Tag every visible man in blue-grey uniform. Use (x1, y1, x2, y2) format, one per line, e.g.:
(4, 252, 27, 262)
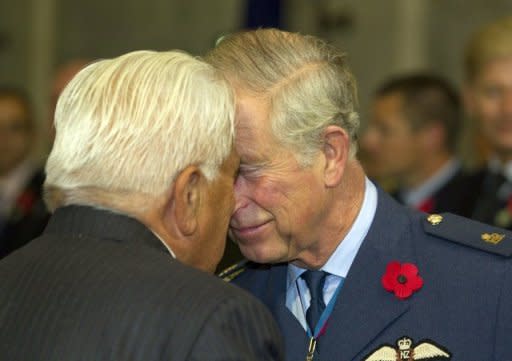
(208, 28, 512, 361)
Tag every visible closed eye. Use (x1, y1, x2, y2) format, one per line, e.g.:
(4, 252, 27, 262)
(239, 162, 269, 179)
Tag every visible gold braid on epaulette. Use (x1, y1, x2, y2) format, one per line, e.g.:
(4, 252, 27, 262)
(218, 260, 248, 282)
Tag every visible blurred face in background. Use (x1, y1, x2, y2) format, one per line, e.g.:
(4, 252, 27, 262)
(0, 96, 32, 176)
(465, 56, 512, 162)
(360, 92, 421, 180)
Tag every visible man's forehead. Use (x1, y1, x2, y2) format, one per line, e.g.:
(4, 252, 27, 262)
(234, 94, 271, 137)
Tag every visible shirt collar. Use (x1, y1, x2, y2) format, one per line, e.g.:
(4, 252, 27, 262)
(401, 158, 460, 207)
(288, 177, 377, 286)
(151, 230, 177, 258)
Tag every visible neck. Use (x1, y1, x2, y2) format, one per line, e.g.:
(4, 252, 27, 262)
(136, 204, 179, 256)
(293, 161, 366, 269)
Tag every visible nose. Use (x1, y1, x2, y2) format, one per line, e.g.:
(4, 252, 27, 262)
(233, 175, 248, 213)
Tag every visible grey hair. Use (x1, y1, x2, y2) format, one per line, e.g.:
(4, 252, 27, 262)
(206, 28, 359, 165)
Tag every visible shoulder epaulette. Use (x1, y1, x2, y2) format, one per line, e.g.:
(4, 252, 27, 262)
(423, 213, 512, 257)
(217, 259, 249, 282)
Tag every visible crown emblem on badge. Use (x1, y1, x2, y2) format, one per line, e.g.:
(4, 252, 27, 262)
(364, 336, 451, 361)
(397, 337, 412, 350)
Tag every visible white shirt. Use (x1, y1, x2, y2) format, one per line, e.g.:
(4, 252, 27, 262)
(152, 230, 177, 258)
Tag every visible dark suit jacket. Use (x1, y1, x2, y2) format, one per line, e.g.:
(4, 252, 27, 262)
(391, 169, 482, 217)
(0, 206, 284, 361)
(0, 168, 50, 259)
(468, 168, 512, 230)
(230, 189, 512, 361)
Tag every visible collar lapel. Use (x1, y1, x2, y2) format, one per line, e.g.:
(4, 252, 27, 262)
(319, 189, 417, 361)
(45, 205, 169, 254)
(266, 265, 310, 359)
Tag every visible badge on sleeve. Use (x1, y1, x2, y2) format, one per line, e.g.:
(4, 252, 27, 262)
(364, 336, 451, 360)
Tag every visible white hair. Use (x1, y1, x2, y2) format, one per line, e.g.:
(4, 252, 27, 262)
(206, 28, 359, 165)
(45, 50, 234, 211)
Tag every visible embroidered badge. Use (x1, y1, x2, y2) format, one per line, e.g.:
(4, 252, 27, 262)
(364, 336, 451, 360)
(218, 260, 248, 282)
(382, 261, 423, 300)
(426, 214, 443, 225)
(481, 233, 505, 245)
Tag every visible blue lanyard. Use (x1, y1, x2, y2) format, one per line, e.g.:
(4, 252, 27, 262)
(306, 276, 345, 339)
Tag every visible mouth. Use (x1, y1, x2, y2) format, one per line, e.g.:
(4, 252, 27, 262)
(230, 220, 272, 239)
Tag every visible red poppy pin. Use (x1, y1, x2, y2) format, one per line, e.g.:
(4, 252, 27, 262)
(16, 190, 36, 215)
(382, 261, 423, 300)
(417, 197, 435, 213)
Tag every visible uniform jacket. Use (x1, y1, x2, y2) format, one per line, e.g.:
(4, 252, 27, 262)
(228, 189, 512, 361)
(0, 205, 284, 361)
(468, 168, 512, 230)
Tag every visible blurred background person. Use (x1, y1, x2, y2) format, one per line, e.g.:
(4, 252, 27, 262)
(0, 87, 49, 258)
(465, 16, 512, 229)
(360, 73, 479, 216)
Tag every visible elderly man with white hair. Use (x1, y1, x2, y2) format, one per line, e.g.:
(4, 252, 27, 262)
(0, 50, 284, 361)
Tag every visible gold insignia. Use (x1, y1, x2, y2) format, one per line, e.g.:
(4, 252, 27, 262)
(217, 261, 247, 282)
(221, 268, 245, 282)
(481, 233, 505, 245)
(364, 336, 451, 360)
(427, 214, 443, 225)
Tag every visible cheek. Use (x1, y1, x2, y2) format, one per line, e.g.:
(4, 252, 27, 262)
(240, 176, 282, 206)
(220, 185, 236, 222)
(286, 181, 324, 222)
(387, 132, 411, 149)
(223, 182, 235, 209)
(477, 99, 500, 120)
(257, 176, 300, 211)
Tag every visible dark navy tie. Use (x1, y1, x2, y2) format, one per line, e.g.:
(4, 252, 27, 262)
(302, 270, 327, 332)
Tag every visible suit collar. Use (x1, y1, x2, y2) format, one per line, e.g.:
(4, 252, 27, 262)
(319, 188, 419, 360)
(266, 264, 310, 358)
(399, 158, 461, 207)
(44, 205, 169, 255)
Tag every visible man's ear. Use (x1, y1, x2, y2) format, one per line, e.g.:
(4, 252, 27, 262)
(322, 125, 350, 187)
(168, 165, 203, 237)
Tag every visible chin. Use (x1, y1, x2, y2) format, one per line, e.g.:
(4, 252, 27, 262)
(240, 245, 286, 265)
